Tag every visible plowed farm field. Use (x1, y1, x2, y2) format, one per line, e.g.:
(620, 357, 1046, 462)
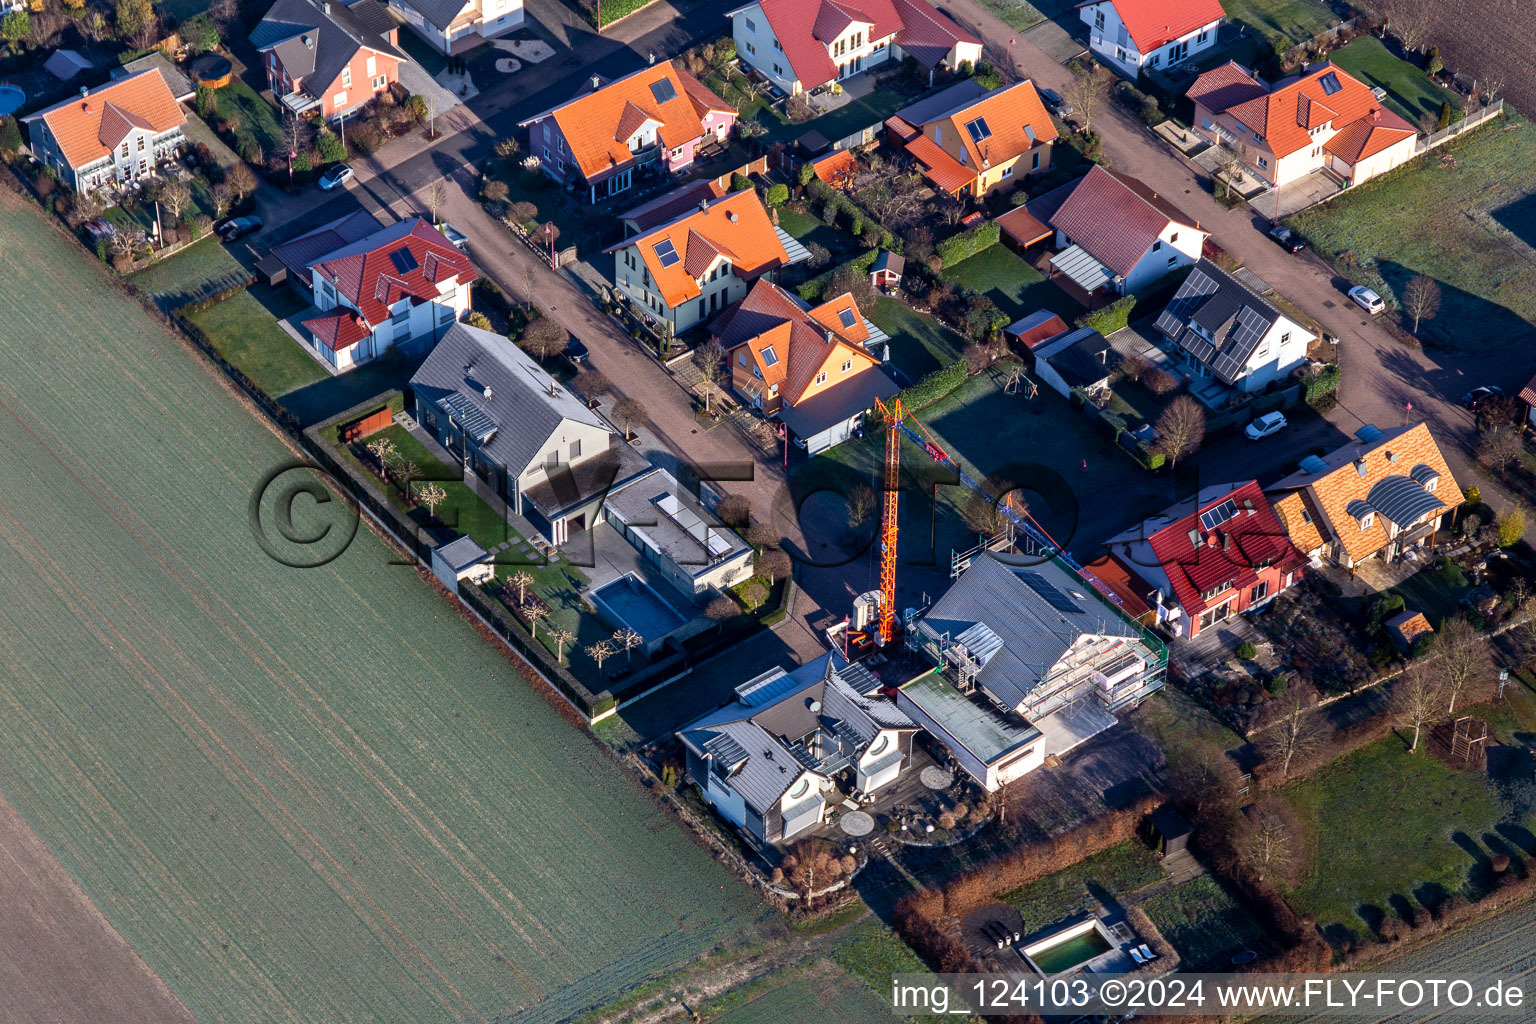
(0, 194, 764, 1023)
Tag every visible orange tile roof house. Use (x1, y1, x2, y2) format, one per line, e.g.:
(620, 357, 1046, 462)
(251, 0, 406, 122)
(606, 190, 806, 334)
(1077, 0, 1224, 77)
(1019, 165, 1207, 303)
(1266, 423, 1459, 573)
(726, 0, 980, 97)
(24, 71, 187, 193)
(710, 278, 898, 453)
(272, 217, 478, 371)
(519, 62, 737, 204)
(885, 79, 1058, 198)
(1188, 60, 1418, 188)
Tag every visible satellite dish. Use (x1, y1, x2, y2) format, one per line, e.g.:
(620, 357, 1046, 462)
(809, 700, 822, 713)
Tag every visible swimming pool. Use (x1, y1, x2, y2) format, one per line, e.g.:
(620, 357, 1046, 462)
(0, 86, 25, 117)
(1021, 920, 1113, 975)
(590, 573, 687, 644)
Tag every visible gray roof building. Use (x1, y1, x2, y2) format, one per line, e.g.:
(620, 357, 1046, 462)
(1033, 327, 1118, 389)
(114, 53, 195, 102)
(603, 468, 752, 584)
(1155, 258, 1287, 384)
(251, 0, 404, 106)
(388, 0, 469, 30)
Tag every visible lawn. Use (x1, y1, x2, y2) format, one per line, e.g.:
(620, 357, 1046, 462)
(0, 194, 768, 1024)
(998, 841, 1163, 937)
(1385, 560, 1474, 627)
(1223, 0, 1341, 49)
(127, 237, 248, 307)
(940, 244, 1079, 324)
(1282, 735, 1509, 946)
(211, 79, 285, 161)
(1286, 111, 1536, 351)
(868, 296, 966, 379)
(1142, 875, 1269, 969)
(1329, 36, 1456, 125)
(350, 423, 515, 551)
(185, 286, 328, 397)
(777, 208, 861, 261)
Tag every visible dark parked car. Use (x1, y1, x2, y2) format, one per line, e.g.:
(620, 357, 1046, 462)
(1461, 385, 1504, 411)
(1268, 225, 1304, 253)
(216, 216, 263, 241)
(564, 338, 589, 363)
(1038, 86, 1073, 117)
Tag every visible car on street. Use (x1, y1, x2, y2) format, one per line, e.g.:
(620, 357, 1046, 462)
(318, 164, 354, 191)
(216, 216, 263, 242)
(1038, 86, 1072, 117)
(1461, 385, 1504, 410)
(1268, 225, 1304, 253)
(1245, 411, 1288, 441)
(1348, 285, 1385, 315)
(564, 338, 589, 363)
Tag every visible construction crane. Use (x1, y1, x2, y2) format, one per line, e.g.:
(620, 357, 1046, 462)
(866, 397, 1122, 647)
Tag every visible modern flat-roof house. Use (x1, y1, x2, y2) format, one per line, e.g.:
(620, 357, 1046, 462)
(998, 165, 1207, 305)
(1267, 423, 1459, 573)
(518, 62, 736, 203)
(1187, 61, 1417, 189)
(727, 0, 981, 97)
(710, 278, 898, 454)
(898, 553, 1166, 791)
(409, 322, 649, 544)
(1155, 258, 1313, 394)
(24, 71, 187, 193)
(1103, 480, 1306, 639)
(600, 468, 754, 597)
(251, 0, 406, 122)
(679, 653, 917, 846)
(607, 190, 800, 334)
(387, 0, 523, 53)
(1078, 0, 1224, 78)
(271, 217, 477, 371)
(883, 79, 1058, 198)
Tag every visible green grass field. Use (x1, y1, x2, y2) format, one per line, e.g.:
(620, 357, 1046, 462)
(1224, 0, 1340, 49)
(0, 196, 766, 1024)
(186, 287, 328, 397)
(940, 244, 1078, 325)
(777, 209, 861, 261)
(1328, 37, 1456, 125)
(211, 80, 285, 161)
(127, 238, 248, 305)
(998, 841, 1163, 936)
(869, 296, 966, 378)
(974, 0, 1047, 30)
(1287, 113, 1536, 351)
(1142, 875, 1268, 970)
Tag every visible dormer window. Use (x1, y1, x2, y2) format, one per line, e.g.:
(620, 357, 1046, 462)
(1360, 512, 1374, 530)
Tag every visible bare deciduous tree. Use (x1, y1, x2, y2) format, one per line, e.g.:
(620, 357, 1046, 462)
(523, 602, 549, 639)
(755, 549, 792, 582)
(1386, 0, 1435, 52)
(612, 627, 643, 662)
(508, 570, 534, 606)
(573, 368, 611, 405)
(157, 179, 192, 222)
(417, 482, 447, 518)
(741, 579, 769, 612)
(1239, 798, 1297, 883)
(225, 162, 258, 202)
(695, 340, 725, 413)
(210, 182, 235, 219)
(1153, 396, 1206, 469)
(961, 476, 1020, 539)
(845, 483, 877, 528)
(365, 436, 398, 468)
(1065, 65, 1111, 133)
(282, 112, 311, 160)
(1477, 420, 1523, 473)
(424, 178, 449, 223)
(1165, 741, 1242, 821)
(613, 398, 646, 439)
(520, 316, 568, 361)
(1401, 274, 1441, 333)
(1437, 615, 1490, 714)
(1394, 660, 1444, 752)
(548, 626, 575, 662)
(585, 640, 615, 672)
(1260, 686, 1320, 781)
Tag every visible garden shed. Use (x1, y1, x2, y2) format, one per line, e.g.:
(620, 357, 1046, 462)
(1148, 806, 1192, 857)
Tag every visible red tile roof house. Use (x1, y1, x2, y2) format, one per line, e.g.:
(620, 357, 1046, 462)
(250, 0, 406, 123)
(884, 79, 1058, 199)
(606, 190, 804, 334)
(710, 278, 898, 453)
(1187, 61, 1418, 189)
(518, 62, 737, 204)
(1077, 0, 1224, 78)
(1001, 164, 1208, 305)
(1103, 480, 1306, 639)
(23, 70, 187, 193)
(270, 216, 477, 371)
(726, 0, 981, 97)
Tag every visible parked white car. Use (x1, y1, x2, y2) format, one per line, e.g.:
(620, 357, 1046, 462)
(1348, 285, 1385, 315)
(1245, 411, 1288, 441)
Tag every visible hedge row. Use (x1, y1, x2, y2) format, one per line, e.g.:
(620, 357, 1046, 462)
(804, 177, 899, 252)
(1075, 293, 1135, 335)
(936, 222, 999, 267)
(1304, 363, 1341, 406)
(169, 274, 254, 316)
(585, 0, 656, 27)
(895, 358, 967, 411)
(796, 248, 880, 301)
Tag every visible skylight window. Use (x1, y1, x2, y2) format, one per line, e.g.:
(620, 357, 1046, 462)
(1024, 124, 1036, 142)
(388, 247, 418, 274)
(1318, 72, 1342, 95)
(649, 78, 678, 105)
(965, 116, 992, 143)
(761, 345, 779, 366)
(837, 308, 857, 329)
(653, 239, 679, 268)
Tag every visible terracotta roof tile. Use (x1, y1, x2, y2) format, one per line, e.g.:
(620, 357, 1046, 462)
(924, 80, 1057, 181)
(310, 218, 476, 326)
(890, 0, 979, 67)
(1220, 62, 1410, 159)
(905, 132, 975, 193)
(1324, 108, 1415, 163)
(1185, 60, 1267, 112)
(1041, 165, 1203, 277)
(303, 310, 372, 351)
(718, 279, 880, 403)
(31, 70, 184, 170)
(614, 191, 788, 310)
(752, 0, 965, 90)
(1077, 0, 1225, 52)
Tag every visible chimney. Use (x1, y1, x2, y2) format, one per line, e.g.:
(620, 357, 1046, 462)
(483, 385, 493, 400)
(591, 75, 601, 90)
(80, 86, 89, 99)
(698, 199, 709, 212)
(824, 329, 834, 344)
(1222, 532, 1232, 552)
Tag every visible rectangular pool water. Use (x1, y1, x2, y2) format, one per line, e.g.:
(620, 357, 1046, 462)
(590, 574, 687, 643)
(1029, 930, 1111, 974)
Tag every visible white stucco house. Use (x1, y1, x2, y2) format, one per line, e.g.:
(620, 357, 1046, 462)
(23, 71, 186, 193)
(1155, 258, 1314, 392)
(388, 0, 524, 52)
(1078, 0, 1224, 78)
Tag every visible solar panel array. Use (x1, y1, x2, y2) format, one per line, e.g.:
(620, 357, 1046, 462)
(1209, 305, 1271, 381)
(653, 239, 679, 268)
(965, 116, 992, 143)
(1018, 570, 1083, 614)
(1155, 266, 1219, 338)
(1157, 265, 1280, 382)
(649, 78, 678, 105)
(389, 247, 418, 274)
(1199, 498, 1238, 530)
(1318, 72, 1342, 95)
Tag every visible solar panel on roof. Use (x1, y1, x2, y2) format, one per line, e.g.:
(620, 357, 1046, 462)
(649, 78, 678, 105)
(1319, 72, 1342, 95)
(838, 308, 856, 329)
(1018, 570, 1083, 614)
(653, 238, 679, 268)
(389, 247, 418, 274)
(1199, 498, 1238, 531)
(965, 117, 992, 143)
